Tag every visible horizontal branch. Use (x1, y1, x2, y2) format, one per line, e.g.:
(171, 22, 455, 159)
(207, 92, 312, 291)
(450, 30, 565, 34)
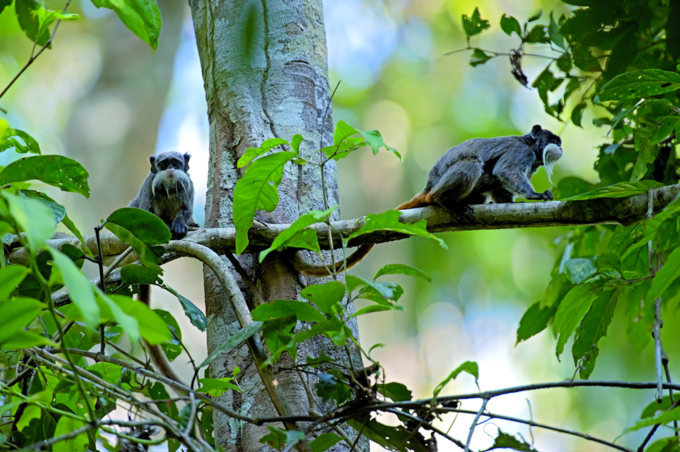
(10, 184, 680, 267)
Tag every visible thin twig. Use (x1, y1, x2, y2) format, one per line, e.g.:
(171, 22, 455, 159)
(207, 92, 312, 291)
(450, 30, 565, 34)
(103, 246, 133, 280)
(465, 398, 488, 452)
(648, 189, 664, 402)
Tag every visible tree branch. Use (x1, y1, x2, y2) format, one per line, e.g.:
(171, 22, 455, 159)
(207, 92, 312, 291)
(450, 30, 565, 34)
(10, 185, 680, 267)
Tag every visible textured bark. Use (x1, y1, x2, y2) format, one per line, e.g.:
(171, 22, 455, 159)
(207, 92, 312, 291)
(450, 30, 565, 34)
(186, 1, 366, 451)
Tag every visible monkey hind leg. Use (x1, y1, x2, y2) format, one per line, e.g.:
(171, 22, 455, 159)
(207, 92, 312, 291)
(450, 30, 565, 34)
(490, 188, 514, 204)
(430, 157, 483, 208)
(396, 191, 434, 210)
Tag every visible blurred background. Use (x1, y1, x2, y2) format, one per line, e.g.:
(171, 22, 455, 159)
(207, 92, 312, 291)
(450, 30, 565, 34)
(1, 0, 676, 450)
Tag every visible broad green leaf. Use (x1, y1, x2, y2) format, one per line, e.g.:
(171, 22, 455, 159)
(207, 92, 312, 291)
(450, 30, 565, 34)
(433, 361, 478, 398)
(237, 138, 290, 168)
(643, 438, 680, 452)
(333, 120, 361, 146)
(198, 378, 240, 397)
(348, 210, 448, 250)
(647, 247, 680, 304)
(599, 70, 680, 102)
(516, 301, 558, 344)
(86, 362, 123, 385)
(120, 264, 163, 285)
(316, 372, 351, 404)
(470, 48, 493, 67)
(15, 0, 51, 45)
(290, 134, 303, 153)
(376, 382, 412, 402)
(301, 281, 345, 315)
(252, 300, 325, 323)
(96, 292, 140, 344)
(360, 129, 400, 159)
(107, 207, 171, 245)
(349, 304, 404, 318)
(347, 274, 402, 303)
(564, 258, 597, 284)
(462, 7, 489, 38)
(106, 223, 164, 268)
(92, 0, 162, 51)
(595, 250, 622, 278)
(53, 417, 88, 452)
(4, 192, 56, 249)
(374, 263, 431, 282)
(321, 137, 364, 161)
(233, 152, 296, 254)
(563, 180, 663, 201)
(162, 285, 207, 332)
(482, 430, 537, 452)
(603, 27, 637, 81)
(260, 426, 305, 449)
(309, 433, 342, 452)
(198, 321, 262, 368)
(48, 248, 99, 329)
(651, 116, 680, 144)
(571, 103, 586, 128)
(0, 155, 90, 197)
(499, 14, 521, 37)
(346, 418, 429, 452)
(0, 0, 12, 15)
(549, 12, 565, 49)
(109, 295, 169, 345)
(572, 289, 618, 378)
(0, 297, 44, 345)
(0, 266, 30, 301)
(259, 207, 336, 262)
(641, 396, 673, 419)
(554, 177, 592, 200)
(553, 280, 606, 358)
(0, 126, 41, 154)
(155, 309, 182, 361)
(626, 407, 680, 432)
(1, 329, 54, 349)
(527, 9, 542, 21)
(526, 24, 550, 44)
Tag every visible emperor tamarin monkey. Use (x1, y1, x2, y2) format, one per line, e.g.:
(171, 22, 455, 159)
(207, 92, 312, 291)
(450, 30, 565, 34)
(129, 151, 199, 238)
(129, 151, 199, 386)
(291, 125, 563, 276)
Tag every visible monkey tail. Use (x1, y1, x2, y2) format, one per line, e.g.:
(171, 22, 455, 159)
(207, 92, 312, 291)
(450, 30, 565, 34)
(138, 285, 187, 393)
(291, 192, 434, 276)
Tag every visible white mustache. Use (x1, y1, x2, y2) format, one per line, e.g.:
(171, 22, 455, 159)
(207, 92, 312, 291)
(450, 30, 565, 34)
(152, 170, 190, 197)
(542, 143, 562, 185)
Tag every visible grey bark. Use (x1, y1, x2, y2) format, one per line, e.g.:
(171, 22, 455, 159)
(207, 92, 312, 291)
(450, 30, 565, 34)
(186, 1, 366, 451)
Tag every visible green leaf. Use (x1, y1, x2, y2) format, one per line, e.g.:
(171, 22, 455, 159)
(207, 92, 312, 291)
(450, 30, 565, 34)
(516, 301, 558, 344)
(350, 304, 404, 317)
(563, 180, 664, 201)
(316, 372, 351, 404)
(647, 247, 680, 304)
(433, 361, 478, 398)
(86, 362, 123, 385)
(527, 9, 542, 22)
(500, 14, 521, 37)
(374, 263, 431, 282)
(564, 258, 597, 284)
(0, 155, 90, 197)
(155, 309, 182, 361)
(233, 151, 296, 254)
(290, 134, 303, 154)
(549, 12, 565, 49)
(526, 25, 549, 44)
(109, 295, 169, 345)
(461, 7, 489, 38)
(640, 396, 673, 419)
(0, 126, 41, 154)
(53, 417, 88, 452)
(347, 274, 402, 303)
(651, 116, 680, 144)
(571, 103, 587, 128)
(0, 0, 12, 15)
(626, 407, 680, 432)
(360, 129, 400, 159)
(198, 321, 262, 368)
(92, 0, 162, 51)
(376, 382, 413, 402)
(162, 285, 207, 332)
(572, 289, 618, 378)
(198, 378, 240, 397)
(259, 208, 336, 262)
(309, 433, 342, 452)
(482, 430, 538, 451)
(107, 207, 171, 245)
(346, 418, 429, 452)
(106, 223, 164, 268)
(3, 192, 56, 249)
(120, 264, 163, 285)
(260, 426, 305, 449)
(643, 437, 680, 452)
(301, 281, 346, 315)
(632, 131, 658, 182)
(0, 297, 44, 346)
(96, 292, 140, 345)
(553, 280, 606, 358)
(333, 120, 361, 146)
(470, 48, 493, 67)
(348, 210, 447, 249)
(48, 248, 99, 329)
(237, 138, 290, 168)
(252, 300, 325, 323)
(603, 27, 637, 81)
(15, 0, 51, 45)
(553, 177, 592, 199)
(0, 266, 30, 301)
(599, 70, 680, 101)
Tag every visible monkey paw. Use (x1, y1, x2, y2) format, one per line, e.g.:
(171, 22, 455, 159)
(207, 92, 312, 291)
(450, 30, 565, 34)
(171, 219, 188, 239)
(541, 190, 554, 201)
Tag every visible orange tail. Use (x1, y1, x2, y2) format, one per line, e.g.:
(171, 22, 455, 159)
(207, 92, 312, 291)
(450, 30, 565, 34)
(396, 191, 433, 210)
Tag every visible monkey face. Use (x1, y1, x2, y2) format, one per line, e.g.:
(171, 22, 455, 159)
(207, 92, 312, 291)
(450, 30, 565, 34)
(529, 125, 563, 184)
(150, 152, 192, 198)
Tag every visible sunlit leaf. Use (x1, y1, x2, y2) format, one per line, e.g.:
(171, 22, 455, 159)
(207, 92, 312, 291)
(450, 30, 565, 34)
(348, 210, 448, 249)
(0, 297, 44, 346)
(237, 138, 290, 168)
(599, 69, 680, 101)
(0, 155, 90, 197)
(4, 192, 56, 249)
(198, 377, 240, 397)
(500, 14, 521, 37)
(647, 247, 680, 304)
(572, 289, 618, 378)
(553, 279, 606, 358)
(301, 281, 345, 315)
(433, 361, 478, 398)
(516, 301, 558, 344)
(562, 180, 663, 201)
(374, 263, 431, 282)
(462, 7, 489, 38)
(92, 0, 162, 51)
(0, 266, 30, 301)
(252, 300, 325, 323)
(259, 208, 336, 262)
(48, 248, 99, 329)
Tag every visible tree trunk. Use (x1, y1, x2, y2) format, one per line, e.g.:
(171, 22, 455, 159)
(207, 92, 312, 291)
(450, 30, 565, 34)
(188, 1, 367, 450)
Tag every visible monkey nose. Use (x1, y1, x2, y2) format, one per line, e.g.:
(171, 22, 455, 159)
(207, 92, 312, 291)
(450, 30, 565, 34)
(167, 169, 175, 176)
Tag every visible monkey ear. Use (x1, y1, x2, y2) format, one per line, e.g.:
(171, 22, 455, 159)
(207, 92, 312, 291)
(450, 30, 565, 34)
(148, 155, 157, 173)
(530, 125, 542, 139)
(183, 153, 191, 171)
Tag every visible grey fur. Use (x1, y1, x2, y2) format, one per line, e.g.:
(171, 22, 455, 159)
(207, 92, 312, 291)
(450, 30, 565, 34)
(129, 151, 198, 238)
(423, 125, 562, 208)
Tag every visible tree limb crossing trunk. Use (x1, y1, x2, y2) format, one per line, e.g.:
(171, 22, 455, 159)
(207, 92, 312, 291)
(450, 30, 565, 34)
(188, 1, 367, 451)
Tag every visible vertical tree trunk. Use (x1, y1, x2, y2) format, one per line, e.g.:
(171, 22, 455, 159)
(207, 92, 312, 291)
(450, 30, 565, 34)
(188, 1, 367, 451)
